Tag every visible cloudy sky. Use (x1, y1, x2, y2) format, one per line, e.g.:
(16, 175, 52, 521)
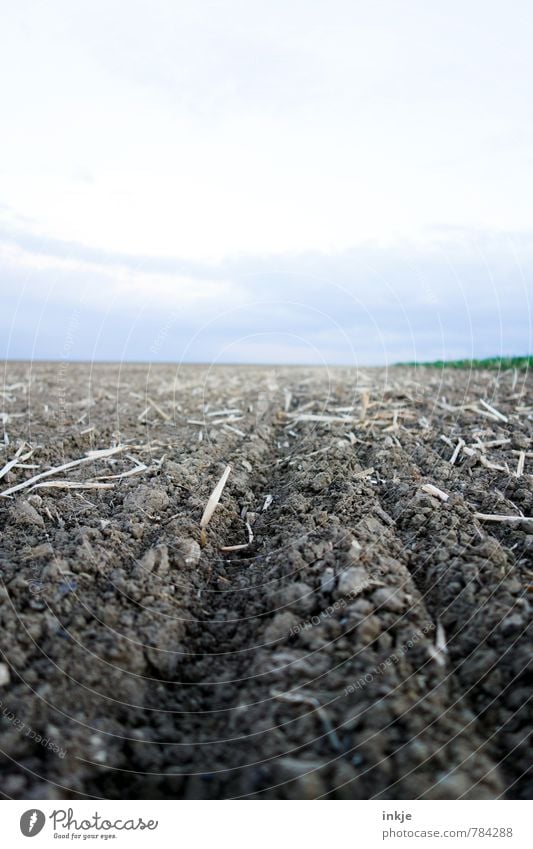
(1, 0, 531, 364)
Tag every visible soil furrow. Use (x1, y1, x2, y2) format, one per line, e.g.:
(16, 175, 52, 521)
(359, 417, 532, 798)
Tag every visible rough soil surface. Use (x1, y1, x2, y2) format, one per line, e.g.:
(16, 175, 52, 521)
(0, 362, 531, 800)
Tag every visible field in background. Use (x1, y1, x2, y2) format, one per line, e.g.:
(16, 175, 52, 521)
(400, 356, 532, 370)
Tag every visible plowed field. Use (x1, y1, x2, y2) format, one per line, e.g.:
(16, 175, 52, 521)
(0, 363, 531, 799)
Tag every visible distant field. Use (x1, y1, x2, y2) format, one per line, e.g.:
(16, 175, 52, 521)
(400, 355, 532, 370)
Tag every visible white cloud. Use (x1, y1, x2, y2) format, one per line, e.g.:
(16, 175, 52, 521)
(1, 1, 533, 260)
(0, 225, 530, 363)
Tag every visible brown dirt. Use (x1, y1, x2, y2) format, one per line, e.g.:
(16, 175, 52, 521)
(0, 362, 531, 800)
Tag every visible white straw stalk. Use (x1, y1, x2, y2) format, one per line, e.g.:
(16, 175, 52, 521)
(200, 464, 232, 528)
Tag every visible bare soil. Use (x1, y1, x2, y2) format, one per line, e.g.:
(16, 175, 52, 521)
(0, 362, 531, 800)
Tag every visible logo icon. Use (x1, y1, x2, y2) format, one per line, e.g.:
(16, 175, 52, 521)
(20, 810, 45, 837)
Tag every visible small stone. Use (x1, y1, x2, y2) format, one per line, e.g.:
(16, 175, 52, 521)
(344, 598, 374, 625)
(145, 641, 180, 677)
(26, 543, 53, 559)
(461, 649, 498, 681)
(500, 614, 524, 636)
(320, 568, 335, 594)
(131, 523, 144, 539)
(3, 775, 25, 795)
(275, 757, 327, 799)
(511, 432, 529, 450)
(285, 493, 309, 514)
(409, 739, 430, 762)
(311, 472, 331, 492)
(124, 485, 169, 514)
(346, 540, 362, 562)
(138, 545, 170, 576)
(0, 662, 10, 686)
(425, 773, 477, 799)
(10, 500, 44, 528)
(358, 615, 381, 643)
(173, 538, 201, 569)
(372, 587, 405, 612)
(264, 612, 299, 643)
(278, 582, 315, 616)
(334, 567, 370, 600)
(409, 513, 426, 528)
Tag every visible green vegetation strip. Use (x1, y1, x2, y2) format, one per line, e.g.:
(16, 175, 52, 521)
(398, 356, 532, 370)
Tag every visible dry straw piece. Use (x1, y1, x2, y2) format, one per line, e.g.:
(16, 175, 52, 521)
(219, 520, 254, 553)
(449, 438, 465, 465)
(474, 512, 531, 523)
(0, 443, 33, 481)
(285, 413, 358, 424)
(31, 480, 114, 491)
(479, 398, 508, 422)
(0, 445, 127, 498)
(421, 483, 450, 502)
(200, 464, 232, 528)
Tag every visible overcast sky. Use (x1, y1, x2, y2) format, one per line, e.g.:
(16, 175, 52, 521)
(1, 0, 531, 364)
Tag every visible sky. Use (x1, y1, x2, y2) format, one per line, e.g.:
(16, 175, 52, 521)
(1, 0, 532, 365)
